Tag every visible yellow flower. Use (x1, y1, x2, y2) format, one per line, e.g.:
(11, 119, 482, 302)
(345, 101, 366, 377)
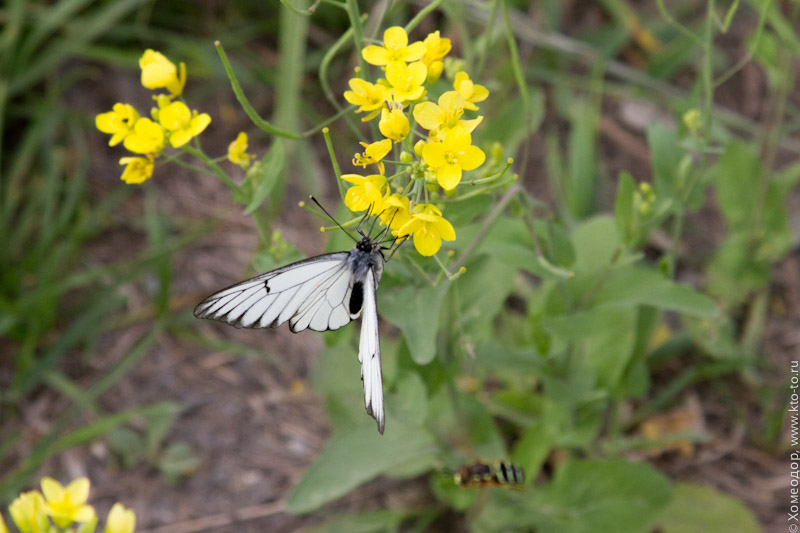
(228, 132, 253, 169)
(341, 174, 388, 214)
(96, 103, 140, 146)
(139, 49, 186, 95)
(453, 71, 489, 111)
(422, 127, 486, 190)
(41, 477, 96, 529)
(104, 503, 136, 533)
(9, 491, 48, 533)
(397, 203, 455, 256)
(378, 193, 412, 233)
(353, 138, 392, 174)
(414, 91, 482, 137)
(362, 26, 426, 66)
(120, 155, 154, 184)
(379, 106, 409, 142)
(385, 61, 426, 103)
(158, 101, 211, 148)
(123, 118, 165, 154)
(343, 78, 388, 121)
(422, 31, 451, 84)
(0, 512, 7, 533)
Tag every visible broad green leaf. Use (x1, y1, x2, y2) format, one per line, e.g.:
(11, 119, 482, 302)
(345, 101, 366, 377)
(591, 266, 719, 318)
(389, 372, 428, 428)
(713, 143, 761, 228)
(454, 255, 516, 332)
(309, 510, 410, 533)
(480, 87, 545, 153)
(533, 458, 672, 533)
(106, 427, 143, 468)
(286, 424, 439, 514)
(430, 472, 477, 511)
(158, 441, 200, 485)
(571, 216, 620, 273)
(379, 283, 447, 365)
(647, 122, 684, 198)
(656, 483, 760, 533)
(513, 421, 554, 483)
(312, 345, 367, 430)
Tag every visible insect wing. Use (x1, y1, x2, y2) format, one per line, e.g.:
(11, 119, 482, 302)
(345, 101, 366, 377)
(359, 267, 385, 434)
(194, 252, 357, 332)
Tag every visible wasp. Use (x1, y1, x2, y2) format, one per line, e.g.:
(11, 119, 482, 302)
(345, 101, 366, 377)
(453, 460, 526, 490)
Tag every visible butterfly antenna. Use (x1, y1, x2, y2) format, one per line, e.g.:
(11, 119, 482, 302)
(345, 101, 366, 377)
(309, 195, 358, 243)
(355, 209, 371, 236)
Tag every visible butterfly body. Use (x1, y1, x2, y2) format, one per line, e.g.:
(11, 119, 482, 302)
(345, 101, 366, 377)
(194, 233, 387, 433)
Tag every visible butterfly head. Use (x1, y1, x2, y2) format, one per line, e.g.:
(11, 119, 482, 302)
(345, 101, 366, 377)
(356, 234, 374, 253)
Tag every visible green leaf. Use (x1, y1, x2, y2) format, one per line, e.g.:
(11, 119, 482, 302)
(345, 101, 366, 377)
(533, 458, 672, 533)
(614, 172, 636, 245)
(656, 483, 760, 533)
(454, 255, 517, 332)
(571, 216, 620, 273)
(430, 472, 477, 511)
(158, 441, 200, 485)
(713, 143, 762, 228)
(309, 510, 410, 533)
(389, 372, 428, 428)
(379, 283, 447, 365)
(106, 427, 143, 468)
(241, 140, 286, 214)
(591, 266, 718, 318)
(286, 424, 439, 514)
(565, 98, 599, 219)
(647, 122, 684, 198)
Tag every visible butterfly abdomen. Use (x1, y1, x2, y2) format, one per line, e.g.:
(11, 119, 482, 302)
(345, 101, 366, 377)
(349, 281, 363, 315)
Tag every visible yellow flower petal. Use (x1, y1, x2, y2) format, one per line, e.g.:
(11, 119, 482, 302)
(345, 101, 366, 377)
(459, 145, 486, 171)
(383, 26, 408, 49)
(413, 102, 444, 131)
(421, 141, 446, 167)
(413, 226, 442, 256)
(139, 50, 178, 90)
(437, 163, 462, 190)
(361, 45, 389, 66)
(65, 478, 90, 504)
(401, 42, 426, 63)
(105, 503, 136, 533)
(41, 478, 64, 502)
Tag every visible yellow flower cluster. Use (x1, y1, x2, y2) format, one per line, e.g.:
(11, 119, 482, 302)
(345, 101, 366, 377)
(96, 50, 213, 184)
(3, 477, 135, 533)
(340, 27, 489, 257)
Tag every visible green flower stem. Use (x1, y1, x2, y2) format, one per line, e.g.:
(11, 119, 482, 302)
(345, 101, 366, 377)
(404, 0, 448, 33)
(476, 0, 500, 76)
(450, 182, 522, 272)
(183, 144, 238, 192)
(453, 174, 517, 202)
(160, 152, 218, 177)
(344, 0, 368, 75)
(462, 158, 513, 186)
(501, 0, 532, 180)
(320, 16, 365, 109)
(279, 0, 321, 16)
(215, 41, 302, 140)
(322, 128, 347, 202)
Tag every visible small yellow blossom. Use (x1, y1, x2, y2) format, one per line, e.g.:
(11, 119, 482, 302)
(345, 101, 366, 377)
(41, 477, 96, 528)
(385, 61, 427, 103)
(379, 106, 409, 142)
(227, 132, 253, 169)
(123, 118, 165, 154)
(398, 203, 455, 256)
(421, 31, 451, 84)
(362, 26, 426, 66)
(682, 108, 702, 135)
(353, 138, 392, 174)
(341, 174, 388, 214)
(414, 91, 482, 136)
(105, 503, 136, 533)
(378, 193, 412, 233)
(9, 491, 48, 533)
(422, 127, 486, 190)
(158, 101, 211, 148)
(343, 78, 388, 121)
(139, 49, 186, 95)
(120, 155, 155, 184)
(453, 72, 489, 111)
(96, 103, 140, 146)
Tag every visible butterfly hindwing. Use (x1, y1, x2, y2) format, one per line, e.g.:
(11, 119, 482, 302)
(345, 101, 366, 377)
(194, 252, 359, 332)
(359, 267, 385, 434)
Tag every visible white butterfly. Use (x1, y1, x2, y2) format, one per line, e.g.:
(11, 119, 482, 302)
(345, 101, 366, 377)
(194, 225, 389, 434)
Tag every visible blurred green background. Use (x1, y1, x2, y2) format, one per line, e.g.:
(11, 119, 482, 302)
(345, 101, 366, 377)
(1, 0, 798, 531)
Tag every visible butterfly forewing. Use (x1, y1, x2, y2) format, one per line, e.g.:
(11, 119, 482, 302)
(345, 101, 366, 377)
(194, 253, 355, 332)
